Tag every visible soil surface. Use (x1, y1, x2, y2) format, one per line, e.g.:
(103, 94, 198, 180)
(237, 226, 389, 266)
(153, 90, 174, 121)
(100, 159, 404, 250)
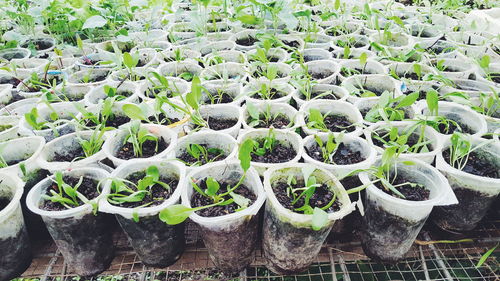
(205, 117, 238, 130)
(85, 115, 131, 128)
(443, 149, 499, 178)
(272, 181, 341, 213)
(0, 197, 10, 212)
(147, 113, 180, 125)
(41, 176, 100, 211)
(190, 178, 256, 217)
(374, 175, 430, 201)
(52, 146, 86, 162)
(248, 114, 290, 129)
(436, 120, 473, 135)
(371, 130, 431, 152)
(113, 172, 178, 208)
(308, 114, 355, 132)
(250, 140, 296, 163)
(306, 142, 365, 165)
(178, 144, 226, 166)
(310, 71, 333, 80)
(302, 90, 340, 100)
(205, 91, 234, 104)
(236, 37, 257, 46)
(116, 138, 169, 160)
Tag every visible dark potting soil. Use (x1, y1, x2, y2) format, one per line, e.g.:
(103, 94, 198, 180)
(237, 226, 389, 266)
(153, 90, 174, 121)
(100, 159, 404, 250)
(282, 40, 300, 48)
(306, 143, 365, 165)
(273, 181, 341, 213)
(147, 113, 180, 125)
(52, 145, 86, 162)
(85, 115, 131, 128)
(190, 179, 256, 217)
(22, 40, 53, 50)
(0, 197, 10, 212)
(489, 73, 500, 84)
(81, 73, 108, 83)
(206, 91, 234, 104)
(41, 176, 100, 211)
(115, 172, 178, 208)
(307, 114, 355, 133)
(177, 144, 226, 166)
(374, 175, 430, 201)
(302, 90, 340, 100)
(116, 138, 169, 160)
(205, 117, 238, 130)
(442, 149, 499, 178)
(436, 120, 473, 135)
(358, 86, 384, 97)
(254, 88, 285, 100)
(236, 37, 257, 46)
(249, 114, 290, 129)
(371, 130, 430, 152)
(310, 71, 333, 80)
(250, 140, 296, 163)
(251, 67, 286, 79)
(153, 270, 239, 281)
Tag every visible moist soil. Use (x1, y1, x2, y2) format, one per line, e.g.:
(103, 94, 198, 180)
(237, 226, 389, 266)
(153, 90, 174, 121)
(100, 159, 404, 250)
(52, 146, 86, 162)
(206, 92, 234, 103)
(374, 175, 430, 201)
(250, 140, 296, 163)
(116, 138, 169, 160)
(178, 144, 226, 166)
(302, 90, 340, 100)
(306, 142, 365, 165)
(442, 149, 499, 178)
(147, 113, 180, 125)
(436, 120, 473, 135)
(272, 181, 341, 213)
(0, 197, 9, 212)
(41, 176, 100, 211)
(308, 114, 355, 132)
(190, 179, 256, 217)
(236, 37, 257, 46)
(85, 115, 131, 128)
(249, 114, 290, 129)
(371, 130, 431, 152)
(358, 86, 384, 96)
(254, 88, 285, 100)
(341, 67, 371, 77)
(251, 67, 286, 79)
(21, 40, 53, 50)
(81, 73, 108, 83)
(310, 71, 333, 80)
(205, 117, 238, 130)
(114, 172, 178, 208)
(282, 40, 300, 48)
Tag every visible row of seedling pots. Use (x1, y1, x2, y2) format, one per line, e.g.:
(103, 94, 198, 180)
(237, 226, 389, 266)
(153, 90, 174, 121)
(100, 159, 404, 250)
(1, 116, 499, 277)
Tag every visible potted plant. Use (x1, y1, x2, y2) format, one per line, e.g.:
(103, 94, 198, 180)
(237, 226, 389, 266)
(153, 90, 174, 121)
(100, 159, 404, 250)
(160, 159, 266, 273)
(237, 128, 303, 175)
(242, 101, 299, 130)
(432, 133, 500, 232)
(262, 164, 353, 274)
(26, 168, 114, 276)
(0, 172, 32, 281)
(100, 160, 187, 267)
(358, 149, 457, 263)
(102, 121, 177, 167)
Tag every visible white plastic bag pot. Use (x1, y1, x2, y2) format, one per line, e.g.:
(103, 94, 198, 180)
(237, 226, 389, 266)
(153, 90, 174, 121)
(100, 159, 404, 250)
(159, 49, 201, 64)
(365, 121, 443, 164)
(302, 134, 377, 179)
(292, 84, 348, 107)
(246, 48, 289, 63)
(100, 160, 186, 267)
(67, 69, 111, 92)
(75, 53, 117, 70)
(338, 59, 387, 81)
(248, 62, 292, 84)
(201, 81, 243, 106)
(302, 60, 340, 84)
(262, 164, 353, 274)
(299, 99, 364, 137)
(173, 131, 237, 170)
(242, 102, 300, 131)
(0, 84, 13, 105)
(26, 167, 114, 277)
(432, 136, 500, 232)
(18, 102, 78, 141)
(342, 74, 401, 103)
(428, 58, 476, 80)
(331, 34, 370, 52)
(359, 157, 457, 263)
(205, 50, 247, 65)
(0, 48, 30, 61)
(332, 48, 377, 61)
(200, 62, 247, 84)
(158, 61, 203, 81)
(10, 58, 49, 79)
(446, 32, 489, 59)
(419, 101, 488, 139)
(84, 80, 141, 106)
(237, 129, 303, 176)
(243, 81, 294, 105)
(369, 32, 414, 55)
(37, 131, 107, 172)
(353, 98, 417, 126)
(141, 77, 190, 101)
(102, 124, 178, 167)
(408, 24, 444, 49)
(192, 104, 243, 138)
(0, 136, 45, 178)
(0, 116, 20, 141)
(0, 172, 31, 281)
(301, 48, 332, 62)
(181, 161, 266, 273)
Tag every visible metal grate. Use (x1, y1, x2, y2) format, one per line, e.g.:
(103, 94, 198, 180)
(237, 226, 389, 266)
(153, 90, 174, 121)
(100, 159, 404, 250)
(18, 218, 500, 281)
